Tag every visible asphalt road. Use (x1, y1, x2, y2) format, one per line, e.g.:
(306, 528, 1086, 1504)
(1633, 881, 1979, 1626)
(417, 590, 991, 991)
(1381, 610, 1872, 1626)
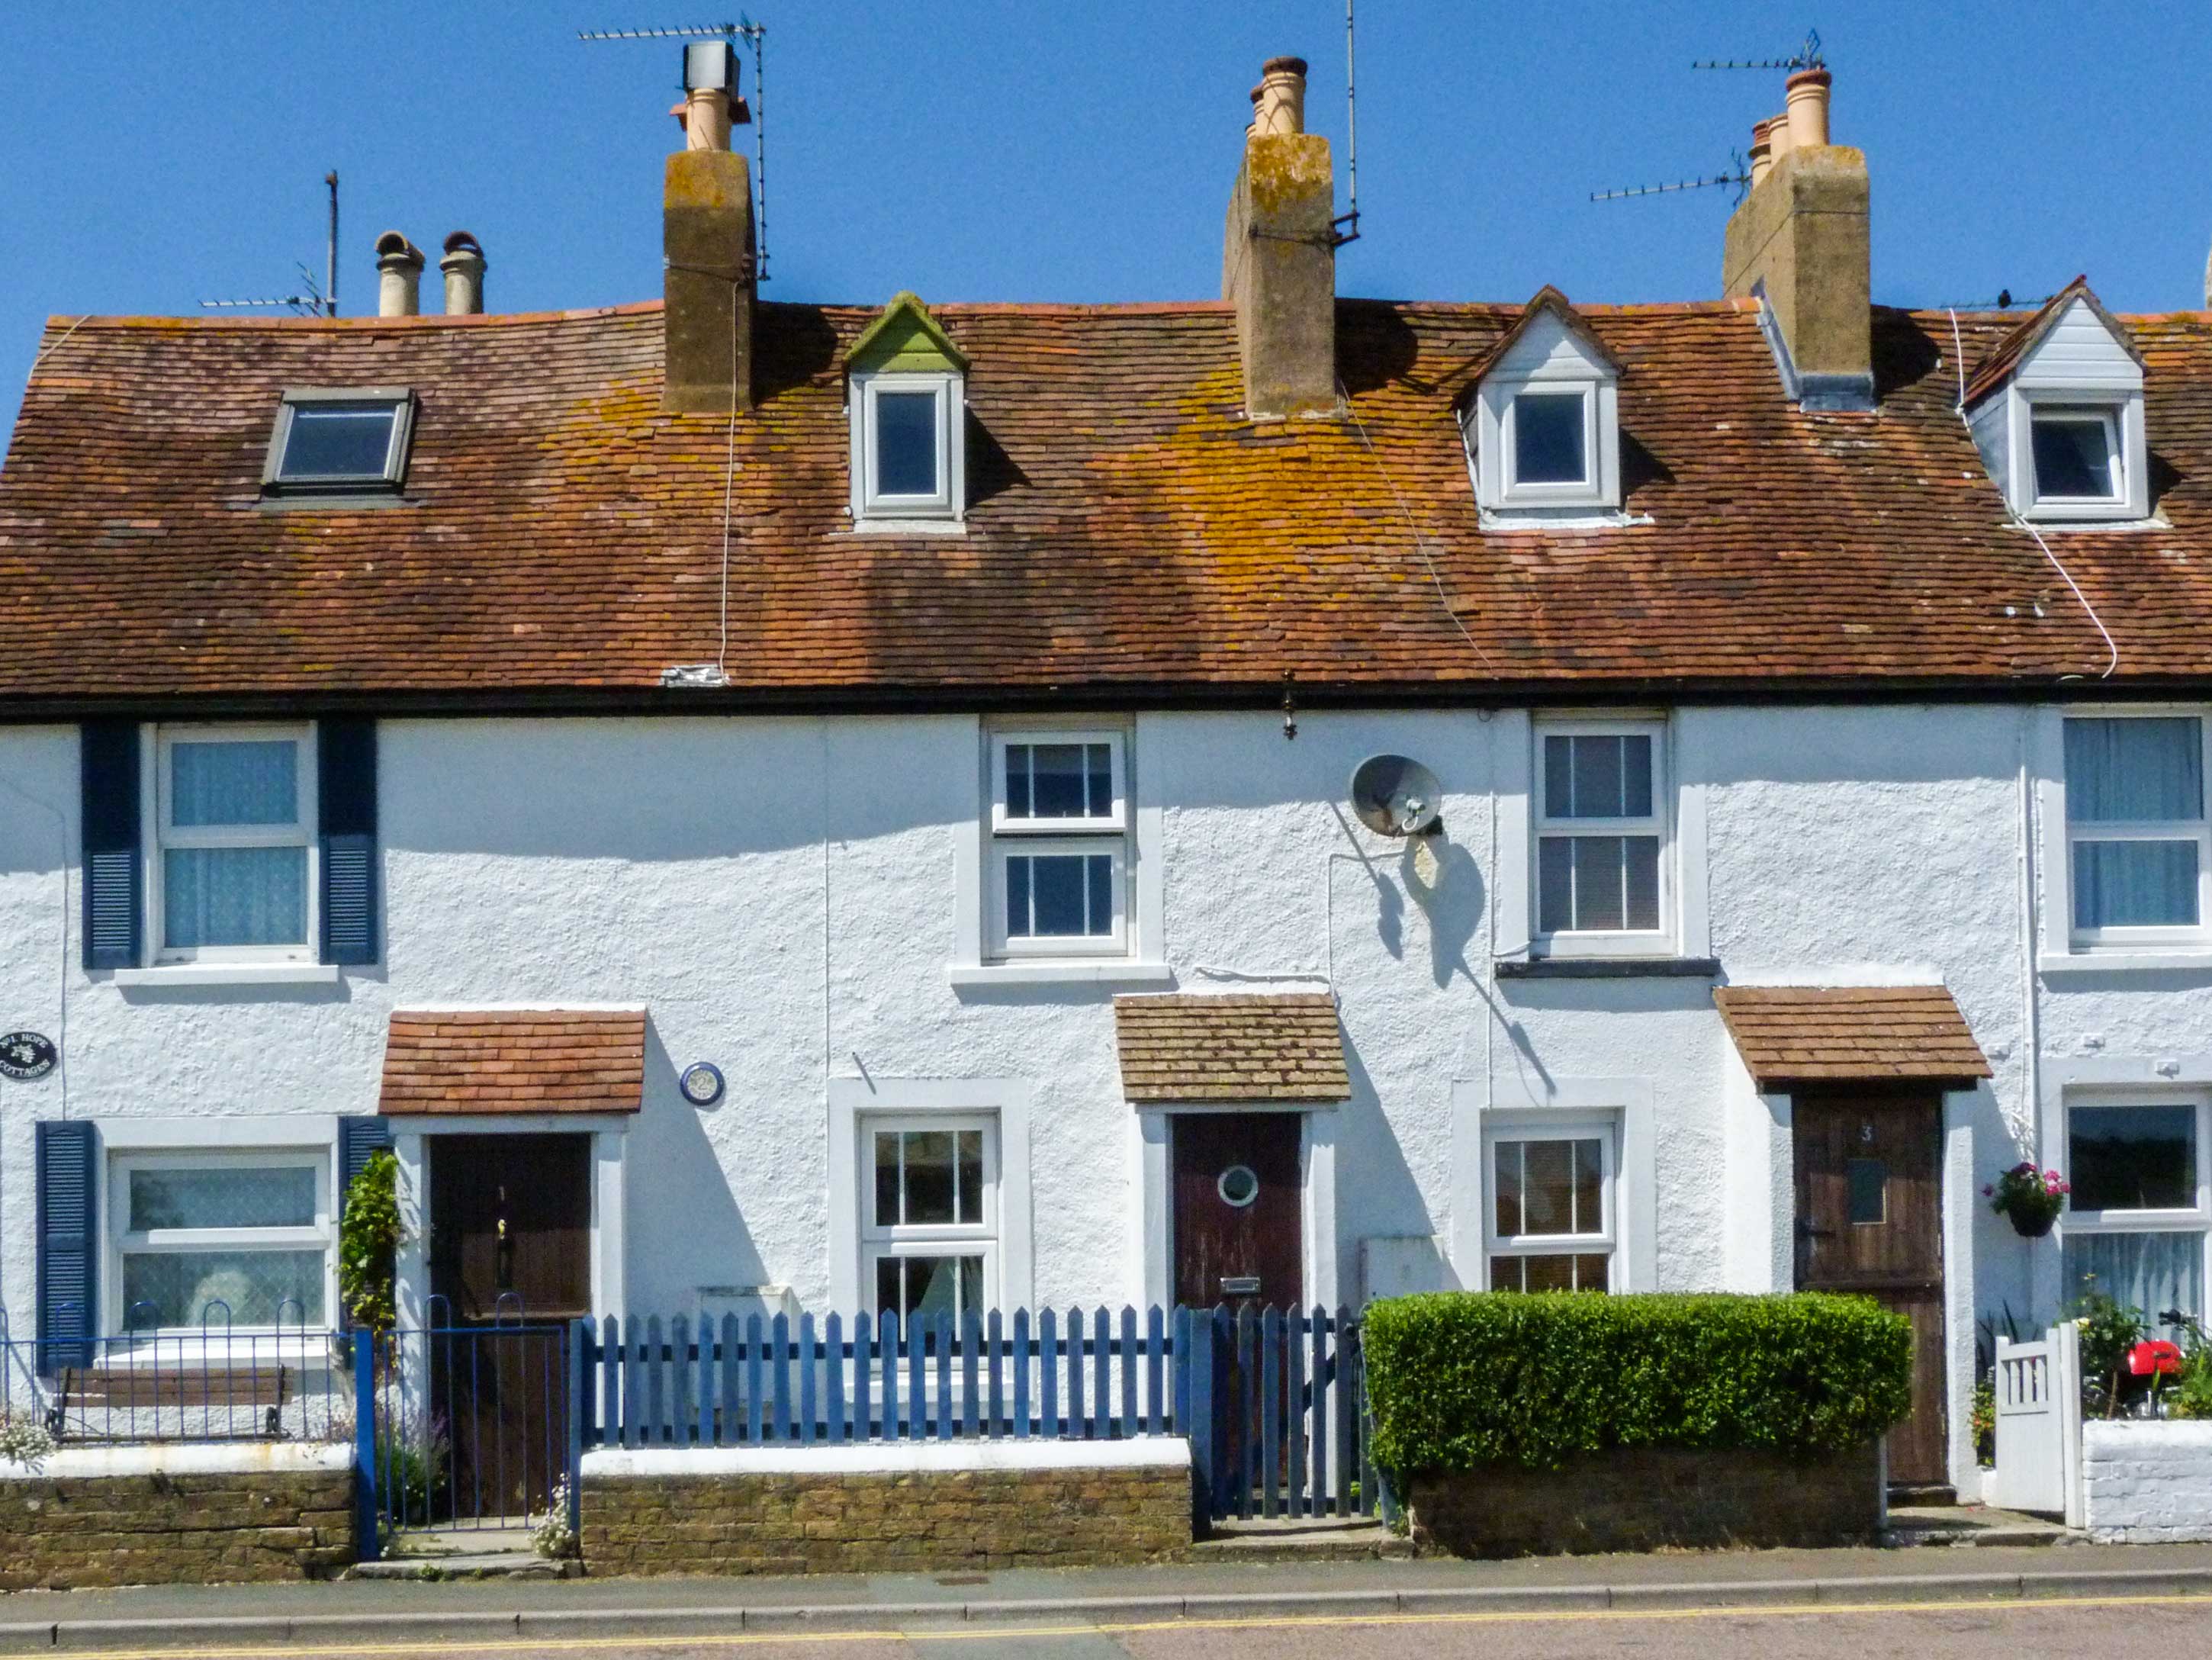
(37, 1594, 2212, 1660)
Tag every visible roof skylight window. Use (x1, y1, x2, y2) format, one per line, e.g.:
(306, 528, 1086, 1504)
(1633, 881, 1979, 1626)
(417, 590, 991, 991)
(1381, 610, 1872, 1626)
(263, 389, 415, 496)
(843, 292, 969, 530)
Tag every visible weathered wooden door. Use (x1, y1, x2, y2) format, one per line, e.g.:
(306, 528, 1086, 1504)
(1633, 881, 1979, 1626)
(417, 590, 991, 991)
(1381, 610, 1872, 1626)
(1792, 1089, 1948, 1488)
(1172, 1113, 1303, 1310)
(429, 1134, 593, 1321)
(426, 1134, 591, 1525)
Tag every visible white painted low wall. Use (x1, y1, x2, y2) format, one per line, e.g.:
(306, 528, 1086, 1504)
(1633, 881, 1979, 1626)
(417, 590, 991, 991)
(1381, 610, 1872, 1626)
(0, 1440, 352, 1481)
(2082, 1420, 2212, 1543)
(583, 1435, 1189, 1478)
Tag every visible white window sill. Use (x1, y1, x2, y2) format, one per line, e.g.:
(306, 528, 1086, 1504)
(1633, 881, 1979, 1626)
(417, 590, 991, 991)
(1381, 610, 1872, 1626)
(947, 960, 1175, 989)
(112, 963, 341, 988)
(2040, 951, 2212, 976)
(844, 518, 968, 537)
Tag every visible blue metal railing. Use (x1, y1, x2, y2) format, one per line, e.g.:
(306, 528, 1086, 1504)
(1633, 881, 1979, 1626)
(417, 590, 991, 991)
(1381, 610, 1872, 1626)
(0, 1320, 349, 1446)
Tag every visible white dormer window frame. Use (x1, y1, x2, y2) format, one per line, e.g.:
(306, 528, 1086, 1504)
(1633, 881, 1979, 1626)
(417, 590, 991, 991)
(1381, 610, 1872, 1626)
(1471, 361, 1621, 514)
(849, 368, 966, 526)
(1966, 292, 2150, 526)
(2010, 385, 2148, 523)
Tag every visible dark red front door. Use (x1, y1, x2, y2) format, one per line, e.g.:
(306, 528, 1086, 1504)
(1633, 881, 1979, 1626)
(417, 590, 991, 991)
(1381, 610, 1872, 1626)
(429, 1133, 592, 1322)
(1172, 1113, 1304, 1310)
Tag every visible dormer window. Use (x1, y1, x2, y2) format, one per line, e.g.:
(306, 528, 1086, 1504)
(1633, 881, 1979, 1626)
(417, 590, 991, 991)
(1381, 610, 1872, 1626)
(1509, 389, 1593, 489)
(2030, 406, 2123, 507)
(845, 292, 968, 529)
(1962, 278, 2149, 524)
(1462, 287, 1622, 518)
(263, 389, 414, 497)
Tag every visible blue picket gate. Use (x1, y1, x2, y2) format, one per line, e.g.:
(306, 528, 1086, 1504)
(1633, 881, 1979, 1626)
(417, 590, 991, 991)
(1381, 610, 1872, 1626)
(571, 1302, 1374, 1523)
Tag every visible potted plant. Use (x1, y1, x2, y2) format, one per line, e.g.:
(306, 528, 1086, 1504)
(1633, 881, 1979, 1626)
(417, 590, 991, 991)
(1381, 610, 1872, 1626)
(1985, 1162, 2069, 1237)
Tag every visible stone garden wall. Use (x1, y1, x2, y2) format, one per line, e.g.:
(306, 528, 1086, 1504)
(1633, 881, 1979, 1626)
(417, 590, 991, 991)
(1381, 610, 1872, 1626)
(0, 1444, 354, 1590)
(581, 1439, 1192, 1575)
(1407, 1442, 1883, 1557)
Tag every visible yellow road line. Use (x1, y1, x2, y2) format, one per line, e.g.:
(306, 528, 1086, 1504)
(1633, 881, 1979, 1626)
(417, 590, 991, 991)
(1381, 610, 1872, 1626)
(53, 1590, 2212, 1660)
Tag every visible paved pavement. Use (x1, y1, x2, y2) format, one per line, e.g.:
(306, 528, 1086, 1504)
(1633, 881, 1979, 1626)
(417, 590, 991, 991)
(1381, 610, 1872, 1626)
(5, 1543, 2212, 1653)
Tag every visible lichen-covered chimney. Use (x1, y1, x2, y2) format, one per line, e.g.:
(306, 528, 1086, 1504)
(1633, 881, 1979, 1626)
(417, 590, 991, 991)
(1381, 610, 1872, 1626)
(663, 40, 755, 413)
(375, 232, 424, 317)
(1722, 69, 1873, 410)
(1222, 56, 1336, 419)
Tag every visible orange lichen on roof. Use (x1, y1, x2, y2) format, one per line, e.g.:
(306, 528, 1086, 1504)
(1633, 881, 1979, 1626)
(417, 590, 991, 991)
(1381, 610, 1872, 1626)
(5, 295, 2212, 706)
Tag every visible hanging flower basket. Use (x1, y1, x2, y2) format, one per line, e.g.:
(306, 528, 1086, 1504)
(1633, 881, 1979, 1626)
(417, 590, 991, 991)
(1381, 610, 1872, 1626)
(1985, 1162, 2069, 1238)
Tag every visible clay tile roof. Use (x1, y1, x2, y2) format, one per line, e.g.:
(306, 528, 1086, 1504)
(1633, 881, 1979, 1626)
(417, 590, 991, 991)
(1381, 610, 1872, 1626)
(1960, 275, 2143, 408)
(1712, 985, 1993, 1089)
(379, 1009, 648, 1116)
(1112, 992, 1350, 1103)
(9, 294, 2212, 706)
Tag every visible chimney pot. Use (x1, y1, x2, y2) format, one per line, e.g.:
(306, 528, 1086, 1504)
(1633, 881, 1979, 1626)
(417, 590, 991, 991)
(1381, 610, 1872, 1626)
(1747, 118, 1776, 188)
(1785, 67, 1831, 150)
(374, 231, 424, 317)
(1253, 55, 1308, 137)
(439, 231, 486, 316)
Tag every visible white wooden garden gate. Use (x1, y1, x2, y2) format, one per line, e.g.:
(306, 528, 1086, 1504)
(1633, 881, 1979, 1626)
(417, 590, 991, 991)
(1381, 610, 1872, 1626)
(1992, 1324, 2085, 1526)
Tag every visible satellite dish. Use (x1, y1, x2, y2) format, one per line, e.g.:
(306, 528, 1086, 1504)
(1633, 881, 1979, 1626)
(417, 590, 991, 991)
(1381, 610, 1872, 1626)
(1349, 754, 1443, 837)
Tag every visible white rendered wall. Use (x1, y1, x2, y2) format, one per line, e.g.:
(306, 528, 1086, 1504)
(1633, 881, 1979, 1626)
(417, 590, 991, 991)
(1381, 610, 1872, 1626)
(0, 698, 2201, 1465)
(2082, 1420, 2212, 1543)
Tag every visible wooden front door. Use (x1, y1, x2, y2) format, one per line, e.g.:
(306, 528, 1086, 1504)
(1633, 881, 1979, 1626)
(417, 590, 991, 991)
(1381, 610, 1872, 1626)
(1792, 1089, 1948, 1488)
(1172, 1113, 1304, 1311)
(429, 1134, 593, 1322)
(425, 1134, 592, 1525)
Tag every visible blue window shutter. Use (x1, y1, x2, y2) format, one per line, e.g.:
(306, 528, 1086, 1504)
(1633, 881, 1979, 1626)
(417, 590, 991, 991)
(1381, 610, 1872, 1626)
(338, 1116, 394, 1215)
(36, 1121, 98, 1369)
(79, 721, 141, 970)
(319, 719, 379, 966)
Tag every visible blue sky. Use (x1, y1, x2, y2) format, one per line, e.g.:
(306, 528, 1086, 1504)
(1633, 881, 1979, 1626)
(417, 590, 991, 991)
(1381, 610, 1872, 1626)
(3, 2, 2207, 421)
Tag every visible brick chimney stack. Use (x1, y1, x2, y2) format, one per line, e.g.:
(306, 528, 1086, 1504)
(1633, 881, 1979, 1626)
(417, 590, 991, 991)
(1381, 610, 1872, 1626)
(1222, 56, 1337, 420)
(663, 40, 755, 414)
(1722, 69, 1873, 410)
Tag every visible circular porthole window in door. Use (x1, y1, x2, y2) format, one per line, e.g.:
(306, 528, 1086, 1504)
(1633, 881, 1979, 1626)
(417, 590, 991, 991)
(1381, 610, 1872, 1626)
(1217, 1163, 1260, 1208)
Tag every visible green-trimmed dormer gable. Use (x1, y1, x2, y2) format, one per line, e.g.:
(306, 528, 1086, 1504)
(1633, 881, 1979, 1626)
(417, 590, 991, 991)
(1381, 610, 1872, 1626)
(846, 291, 969, 377)
(846, 293, 967, 529)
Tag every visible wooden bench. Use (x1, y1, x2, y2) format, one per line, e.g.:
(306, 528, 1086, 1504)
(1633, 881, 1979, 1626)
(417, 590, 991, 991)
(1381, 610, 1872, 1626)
(50, 1362, 291, 1442)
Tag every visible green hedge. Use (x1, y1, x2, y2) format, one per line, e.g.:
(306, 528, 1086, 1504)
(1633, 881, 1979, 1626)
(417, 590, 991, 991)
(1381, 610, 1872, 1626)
(1362, 1292, 1913, 1473)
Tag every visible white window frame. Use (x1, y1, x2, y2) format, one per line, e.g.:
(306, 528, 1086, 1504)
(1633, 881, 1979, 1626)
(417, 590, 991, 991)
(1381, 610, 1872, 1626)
(2061, 711, 2212, 951)
(849, 369, 964, 524)
(985, 728, 1132, 961)
(108, 1147, 334, 1337)
(2062, 1092, 2212, 1237)
(1481, 1116, 1618, 1292)
(2028, 401, 2127, 513)
(2059, 1090, 2212, 1326)
(1503, 386, 1598, 498)
(857, 1112, 1001, 1323)
(262, 388, 415, 494)
(148, 722, 318, 967)
(2003, 384, 2149, 524)
(1532, 717, 1672, 957)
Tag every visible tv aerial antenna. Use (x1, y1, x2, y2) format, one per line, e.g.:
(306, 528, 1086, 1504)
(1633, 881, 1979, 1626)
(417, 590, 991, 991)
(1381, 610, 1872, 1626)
(1589, 27, 1823, 207)
(1691, 27, 1824, 72)
(200, 171, 341, 317)
(580, 19, 771, 280)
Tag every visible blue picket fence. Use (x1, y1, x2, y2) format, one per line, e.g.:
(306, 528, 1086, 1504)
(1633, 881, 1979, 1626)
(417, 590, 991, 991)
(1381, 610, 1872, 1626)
(571, 1303, 1375, 1523)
